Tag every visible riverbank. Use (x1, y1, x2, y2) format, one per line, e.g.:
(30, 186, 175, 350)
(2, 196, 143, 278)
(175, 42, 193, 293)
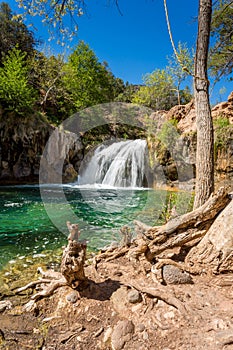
(0, 187, 233, 349)
(0, 250, 233, 349)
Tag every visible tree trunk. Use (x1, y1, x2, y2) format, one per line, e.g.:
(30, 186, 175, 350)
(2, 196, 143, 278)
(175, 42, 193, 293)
(193, 0, 214, 209)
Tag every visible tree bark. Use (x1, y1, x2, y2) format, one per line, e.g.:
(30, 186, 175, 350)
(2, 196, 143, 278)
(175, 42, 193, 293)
(60, 239, 87, 288)
(193, 0, 214, 209)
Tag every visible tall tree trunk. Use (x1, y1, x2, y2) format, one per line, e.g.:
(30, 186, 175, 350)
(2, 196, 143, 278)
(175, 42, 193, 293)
(193, 0, 214, 209)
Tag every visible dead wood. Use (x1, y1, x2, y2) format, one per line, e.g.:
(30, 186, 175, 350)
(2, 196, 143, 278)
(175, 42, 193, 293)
(16, 279, 53, 293)
(185, 198, 233, 274)
(61, 239, 87, 287)
(31, 279, 67, 301)
(149, 229, 206, 257)
(147, 187, 229, 240)
(134, 220, 152, 237)
(130, 187, 231, 277)
(17, 222, 87, 301)
(94, 246, 130, 268)
(60, 222, 87, 287)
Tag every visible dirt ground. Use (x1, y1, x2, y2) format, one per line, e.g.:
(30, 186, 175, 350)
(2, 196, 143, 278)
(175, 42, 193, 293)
(0, 253, 233, 350)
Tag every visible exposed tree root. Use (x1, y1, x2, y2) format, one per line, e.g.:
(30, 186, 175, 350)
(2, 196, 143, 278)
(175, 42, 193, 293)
(94, 246, 129, 264)
(147, 187, 229, 240)
(149, 229, 206, 257)
(16, 279, 53, 294)
(124, 281, 189, 317)
(31, 279, 68, 301)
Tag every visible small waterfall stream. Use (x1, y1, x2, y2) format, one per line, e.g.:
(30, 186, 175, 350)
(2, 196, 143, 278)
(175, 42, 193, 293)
(78, 139, 148, 187)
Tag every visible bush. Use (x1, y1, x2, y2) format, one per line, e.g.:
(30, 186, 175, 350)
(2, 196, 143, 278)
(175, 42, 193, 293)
(0, 47, 36, 114)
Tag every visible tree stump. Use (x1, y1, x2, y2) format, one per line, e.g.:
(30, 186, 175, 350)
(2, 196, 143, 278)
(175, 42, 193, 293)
(60, 222, 87, 288)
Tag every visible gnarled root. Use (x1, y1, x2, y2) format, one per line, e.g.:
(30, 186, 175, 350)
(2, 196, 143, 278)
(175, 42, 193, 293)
(124, 281, 189, 317)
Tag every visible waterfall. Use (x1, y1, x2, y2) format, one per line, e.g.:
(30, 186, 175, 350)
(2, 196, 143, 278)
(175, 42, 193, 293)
(78, 139, 148, 187)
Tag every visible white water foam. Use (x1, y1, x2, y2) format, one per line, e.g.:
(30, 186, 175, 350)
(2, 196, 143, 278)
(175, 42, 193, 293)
(77, 139, 148, 188)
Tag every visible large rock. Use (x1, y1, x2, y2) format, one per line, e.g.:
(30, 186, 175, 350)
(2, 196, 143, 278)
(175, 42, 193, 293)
(212, 91, 233, 124)
(111, 320, 135, 350)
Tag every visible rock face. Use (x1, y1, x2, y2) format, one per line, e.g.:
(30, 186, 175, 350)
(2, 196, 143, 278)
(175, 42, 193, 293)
(0, 114, 83, 184)
(39, 127, 83, 183)
(212, 91, 233, 124)
(148, 92, 233, 184)
(0, 114, 51, 183)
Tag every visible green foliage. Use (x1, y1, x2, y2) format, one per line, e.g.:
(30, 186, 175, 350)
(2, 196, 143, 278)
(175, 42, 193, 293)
(0, 47, 36, 114)
(166, 42, 194, 104)
(30, 51, 72, 123)
(132, 69, 177, 110)
(214, 116, 232, 156)
(0, 2, 37, 63)
(179, 86, 193, 104)
(159, 191, 194, 223)
(16, 0, 83, 44)
(210, 0, 233, 80)
(156, 119, 179, 150)
(214, 116, 230, 128)
(62, 41, 124, 111)
(115, 83, 138, 103)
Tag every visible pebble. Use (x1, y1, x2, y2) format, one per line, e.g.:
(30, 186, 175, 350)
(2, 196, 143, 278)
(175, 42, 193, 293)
(66, 291, 79, 303)
(137, 323, 145, 332)
(103, 327, 113, 343)
(127, 290, 142, 304)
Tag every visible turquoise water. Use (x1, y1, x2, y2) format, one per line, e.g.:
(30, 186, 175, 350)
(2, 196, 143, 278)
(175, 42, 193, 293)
(0, 185, 193, 269)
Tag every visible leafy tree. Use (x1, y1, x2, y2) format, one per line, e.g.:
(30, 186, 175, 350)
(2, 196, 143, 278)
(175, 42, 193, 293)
(30, 52, 71, 122)
(166, 42, 194, 105)
(0, 2, 37, 63)
(62, 41, 123, 111)
(179, 86, 193, 105)
(0, 47, 37, 114)
(132, 69, 177, 110)
(209, 0, 233, 81)
(115, 83, 140, 103)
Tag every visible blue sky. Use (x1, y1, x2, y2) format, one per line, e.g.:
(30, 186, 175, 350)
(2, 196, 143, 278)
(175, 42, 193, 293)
(6, 0, 233, 103)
